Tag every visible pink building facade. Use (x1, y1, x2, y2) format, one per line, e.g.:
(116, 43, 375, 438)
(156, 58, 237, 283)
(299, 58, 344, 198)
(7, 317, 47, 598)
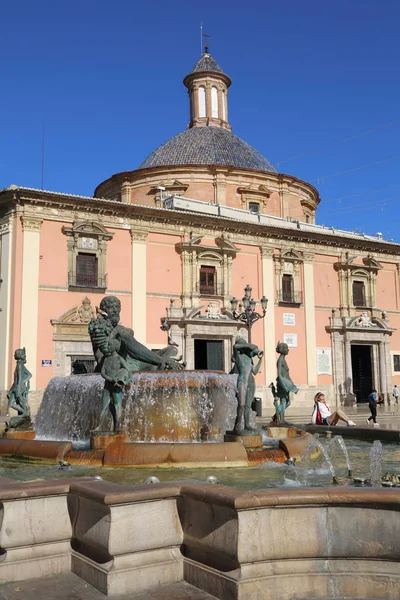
(1, 50, 400, 414)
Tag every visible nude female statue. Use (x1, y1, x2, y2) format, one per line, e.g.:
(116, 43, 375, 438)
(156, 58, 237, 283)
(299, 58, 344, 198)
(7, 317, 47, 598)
(231, 336, 264, 434)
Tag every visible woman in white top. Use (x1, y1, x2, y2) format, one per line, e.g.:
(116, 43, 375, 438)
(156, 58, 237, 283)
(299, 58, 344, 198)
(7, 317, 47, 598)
(312, 392, 356, 427)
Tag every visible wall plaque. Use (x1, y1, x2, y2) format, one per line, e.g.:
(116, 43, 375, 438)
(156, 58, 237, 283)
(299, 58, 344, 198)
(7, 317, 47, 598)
(283, 333, 297, 347)
(317, 348, 332, 375)
(283, 313, 295, 326)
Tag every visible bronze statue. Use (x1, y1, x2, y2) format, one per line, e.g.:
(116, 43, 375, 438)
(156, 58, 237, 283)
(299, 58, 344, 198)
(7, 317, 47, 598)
(230, 336, 263, 435)
(88, 296, 183, 432)
(270, 341, 298, 424)
(6, 348, 32, 430)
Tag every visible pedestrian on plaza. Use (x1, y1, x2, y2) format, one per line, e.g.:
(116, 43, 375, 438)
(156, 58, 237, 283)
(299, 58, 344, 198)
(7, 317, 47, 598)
(366, 389, 379, 427)
(312, 392, 356, 426)
(393, 384, 400, 405)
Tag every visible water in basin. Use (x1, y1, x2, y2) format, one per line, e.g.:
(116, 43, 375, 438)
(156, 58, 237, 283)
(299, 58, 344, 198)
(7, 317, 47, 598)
(2, 438, 399, 489)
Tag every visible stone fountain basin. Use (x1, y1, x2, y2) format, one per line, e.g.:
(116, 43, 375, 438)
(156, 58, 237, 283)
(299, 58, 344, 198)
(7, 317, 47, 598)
(0, 428, 315, 468)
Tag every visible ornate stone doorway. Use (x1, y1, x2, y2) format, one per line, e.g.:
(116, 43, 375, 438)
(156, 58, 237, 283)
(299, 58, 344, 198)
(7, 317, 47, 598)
(351, 344, 373, 403)
(327, 311, 395, 406)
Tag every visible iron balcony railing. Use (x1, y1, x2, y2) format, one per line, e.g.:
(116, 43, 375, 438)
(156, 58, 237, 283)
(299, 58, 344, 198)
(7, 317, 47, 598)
(196, 282, 225, 296)
(276, 290, 303, 305)
(353, 295, 373, 308)
(68, 272, 108, 289)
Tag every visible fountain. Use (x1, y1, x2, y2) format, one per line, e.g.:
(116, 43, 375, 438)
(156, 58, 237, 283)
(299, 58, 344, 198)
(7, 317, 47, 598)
(2, 295, 315, 469)
(36, 371, 238, 443)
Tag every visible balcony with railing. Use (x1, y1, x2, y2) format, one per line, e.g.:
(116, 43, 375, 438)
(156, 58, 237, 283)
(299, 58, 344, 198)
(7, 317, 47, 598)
(353, 295, 373, 308)
(276, 290, 303, 305)
(196, 281, 225, 296)
(68, 272, 107, 291)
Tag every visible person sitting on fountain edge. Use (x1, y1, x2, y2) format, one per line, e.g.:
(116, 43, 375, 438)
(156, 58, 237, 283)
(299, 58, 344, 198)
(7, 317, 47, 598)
(312, 392, 356, 427)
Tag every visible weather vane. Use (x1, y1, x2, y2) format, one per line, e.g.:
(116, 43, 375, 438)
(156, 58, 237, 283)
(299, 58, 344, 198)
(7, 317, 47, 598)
(203, 32, 210, 53)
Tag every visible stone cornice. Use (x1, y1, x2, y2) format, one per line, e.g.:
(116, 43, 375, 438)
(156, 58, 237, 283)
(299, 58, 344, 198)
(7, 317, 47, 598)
(2, 188, 400, 258)
(94, 164, 321, 205)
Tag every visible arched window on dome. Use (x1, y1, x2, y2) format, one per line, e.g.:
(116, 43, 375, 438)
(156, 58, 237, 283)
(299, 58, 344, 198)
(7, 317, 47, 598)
(211, 87, 218, 119)
(198, 86, 206, 118)
(222, 90, 226, 121)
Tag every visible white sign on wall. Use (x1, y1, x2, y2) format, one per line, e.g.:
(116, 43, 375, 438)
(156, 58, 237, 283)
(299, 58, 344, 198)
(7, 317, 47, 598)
(283, 313, 296, 326)
(316, 348, 332, 375)
(283, 333, 297, 347)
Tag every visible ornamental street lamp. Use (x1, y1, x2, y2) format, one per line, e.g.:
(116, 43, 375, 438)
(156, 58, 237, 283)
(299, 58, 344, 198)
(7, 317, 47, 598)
(230, 285, 268, 343)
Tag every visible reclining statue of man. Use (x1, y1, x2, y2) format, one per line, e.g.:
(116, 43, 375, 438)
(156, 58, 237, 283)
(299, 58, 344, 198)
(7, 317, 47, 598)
(89, 295, 183, 373)
(88, 296, 184, 432)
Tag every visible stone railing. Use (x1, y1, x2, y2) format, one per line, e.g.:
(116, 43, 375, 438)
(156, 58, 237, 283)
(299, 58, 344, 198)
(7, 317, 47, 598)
(0, 478, 399, 598)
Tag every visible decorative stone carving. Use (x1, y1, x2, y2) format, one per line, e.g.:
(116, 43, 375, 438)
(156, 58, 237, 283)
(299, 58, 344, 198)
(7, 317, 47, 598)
(0, 221, 11, 235)
(355, 311, 376, 328)
(129, 228, 148, 243)
(21, 216, 43, 232)
(70, 297, 96, 324)
(199, 301, 228, 320)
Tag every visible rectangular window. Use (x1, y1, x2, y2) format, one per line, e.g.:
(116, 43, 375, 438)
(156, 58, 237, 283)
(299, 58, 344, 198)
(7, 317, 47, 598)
(394, 355, 400, 372)
(199, 266, 216, 295)
(70, 355, 96, 374)
(282, 274, 293, 303)
(353, 281, 366, 306)
(76, 253, 98, 287)
(248, 202, 260, 214)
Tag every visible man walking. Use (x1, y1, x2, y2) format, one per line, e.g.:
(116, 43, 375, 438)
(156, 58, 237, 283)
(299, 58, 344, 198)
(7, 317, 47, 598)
(366, 389, 379, 427)
(393, 384, 400, 405)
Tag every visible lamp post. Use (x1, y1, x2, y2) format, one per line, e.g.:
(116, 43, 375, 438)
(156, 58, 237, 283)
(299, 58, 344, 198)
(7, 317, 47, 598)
(230, 284, 268, 343)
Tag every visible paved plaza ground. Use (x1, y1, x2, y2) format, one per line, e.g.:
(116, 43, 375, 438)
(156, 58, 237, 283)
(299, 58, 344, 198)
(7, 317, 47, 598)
(258, 401, 400, 429)
(0, 574, 218, 600)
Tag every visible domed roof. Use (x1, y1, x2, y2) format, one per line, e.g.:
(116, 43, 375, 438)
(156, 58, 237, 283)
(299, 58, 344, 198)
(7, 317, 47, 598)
(190, 53, 225, 75)
(139, 127, 276, 173)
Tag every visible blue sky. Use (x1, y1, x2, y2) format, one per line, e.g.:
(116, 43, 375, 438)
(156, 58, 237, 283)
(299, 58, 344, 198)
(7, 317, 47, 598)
(1, 0, 399, 239)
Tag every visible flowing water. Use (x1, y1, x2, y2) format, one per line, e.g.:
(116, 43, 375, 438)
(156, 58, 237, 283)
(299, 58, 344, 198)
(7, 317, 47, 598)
(327, 435, 352, 475)
(1, 438, 398, 489)
(35, 371, 239, 442)
(370, 440, 383, 487)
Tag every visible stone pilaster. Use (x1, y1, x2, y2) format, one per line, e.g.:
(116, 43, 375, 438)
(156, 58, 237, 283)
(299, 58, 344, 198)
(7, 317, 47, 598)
(130, 228, 147, 344)
(379, 341, 388, 396)
(0, 219, 13, 392)
(261, 246, 276, 394)
(205, 84, 212, 121)
(20, 216, 43, 390)
(303, 252, 317, 386)
(121, 180, 130, 204)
